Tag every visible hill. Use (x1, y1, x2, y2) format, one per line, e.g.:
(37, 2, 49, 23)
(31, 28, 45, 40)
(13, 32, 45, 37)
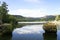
(12, 15, 56, 22)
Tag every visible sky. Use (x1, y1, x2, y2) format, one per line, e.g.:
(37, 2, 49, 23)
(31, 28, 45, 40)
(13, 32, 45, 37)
(0, 0, 60, 17)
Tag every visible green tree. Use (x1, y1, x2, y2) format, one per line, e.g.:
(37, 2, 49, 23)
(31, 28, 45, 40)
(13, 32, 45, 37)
(9, 15, 18, 29)
(0, 2, 9, 23)
(0, 2, 18, 34)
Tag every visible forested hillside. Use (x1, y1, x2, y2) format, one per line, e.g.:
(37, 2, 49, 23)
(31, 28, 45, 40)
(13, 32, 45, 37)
(13, 15, 56, 22)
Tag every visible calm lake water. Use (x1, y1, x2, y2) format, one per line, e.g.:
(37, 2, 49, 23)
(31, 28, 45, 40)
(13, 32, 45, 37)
(0, 24, 60, 40)
(12, 24, 60, 40)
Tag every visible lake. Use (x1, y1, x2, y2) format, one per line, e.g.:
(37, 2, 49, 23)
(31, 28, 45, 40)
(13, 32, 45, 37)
(0, 24, 60, 40)
(12, 24, 59, 40)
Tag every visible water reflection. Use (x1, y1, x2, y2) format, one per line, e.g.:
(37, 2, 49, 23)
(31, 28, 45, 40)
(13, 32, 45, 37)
(12, 33, 44, 40)
(12, 24, 60, 40)
(12, 25, 45, 40)
(57, 30, 60, 40)
(0, 24, 60, 40)
(43, 33, 57, 40)
(0, 35, 11, 40)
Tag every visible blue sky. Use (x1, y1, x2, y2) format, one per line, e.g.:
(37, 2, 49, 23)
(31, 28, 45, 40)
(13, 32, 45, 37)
(0, 0, 60, 17)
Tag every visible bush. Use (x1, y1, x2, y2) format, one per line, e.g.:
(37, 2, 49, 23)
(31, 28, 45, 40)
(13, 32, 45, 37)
(2, 24, 13, 34)
(43, 22, 57, 32)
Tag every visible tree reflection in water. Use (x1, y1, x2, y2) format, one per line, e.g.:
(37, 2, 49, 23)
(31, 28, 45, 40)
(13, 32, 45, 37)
(0, 35, 12, 40)
(43, 32, 57, 40)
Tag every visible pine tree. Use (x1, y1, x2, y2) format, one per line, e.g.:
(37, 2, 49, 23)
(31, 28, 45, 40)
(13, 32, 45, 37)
(0, 2, 9, 23)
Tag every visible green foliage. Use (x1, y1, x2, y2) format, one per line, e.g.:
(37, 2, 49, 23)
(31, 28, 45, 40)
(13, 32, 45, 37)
(0, 2, 9, 23)
(0, 24, 13, 35)
(9, 15, 18, 28)
(0, 2, 18, 34)
(2, 24, 13, 33)
(43, 22, 57, 32)
(55, 15, 60, 21)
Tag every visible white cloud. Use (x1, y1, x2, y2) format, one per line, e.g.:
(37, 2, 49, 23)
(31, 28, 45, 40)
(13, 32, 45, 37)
(13, 25, 44, 34)
(24, 0, 40, 3)
(9, 9, 48, 17)
(9, 8, 60, 17)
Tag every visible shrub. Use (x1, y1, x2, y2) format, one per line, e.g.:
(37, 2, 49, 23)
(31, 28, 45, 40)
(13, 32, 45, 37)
(43, 22, 57, 32)
(2, 24, 13, 33)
